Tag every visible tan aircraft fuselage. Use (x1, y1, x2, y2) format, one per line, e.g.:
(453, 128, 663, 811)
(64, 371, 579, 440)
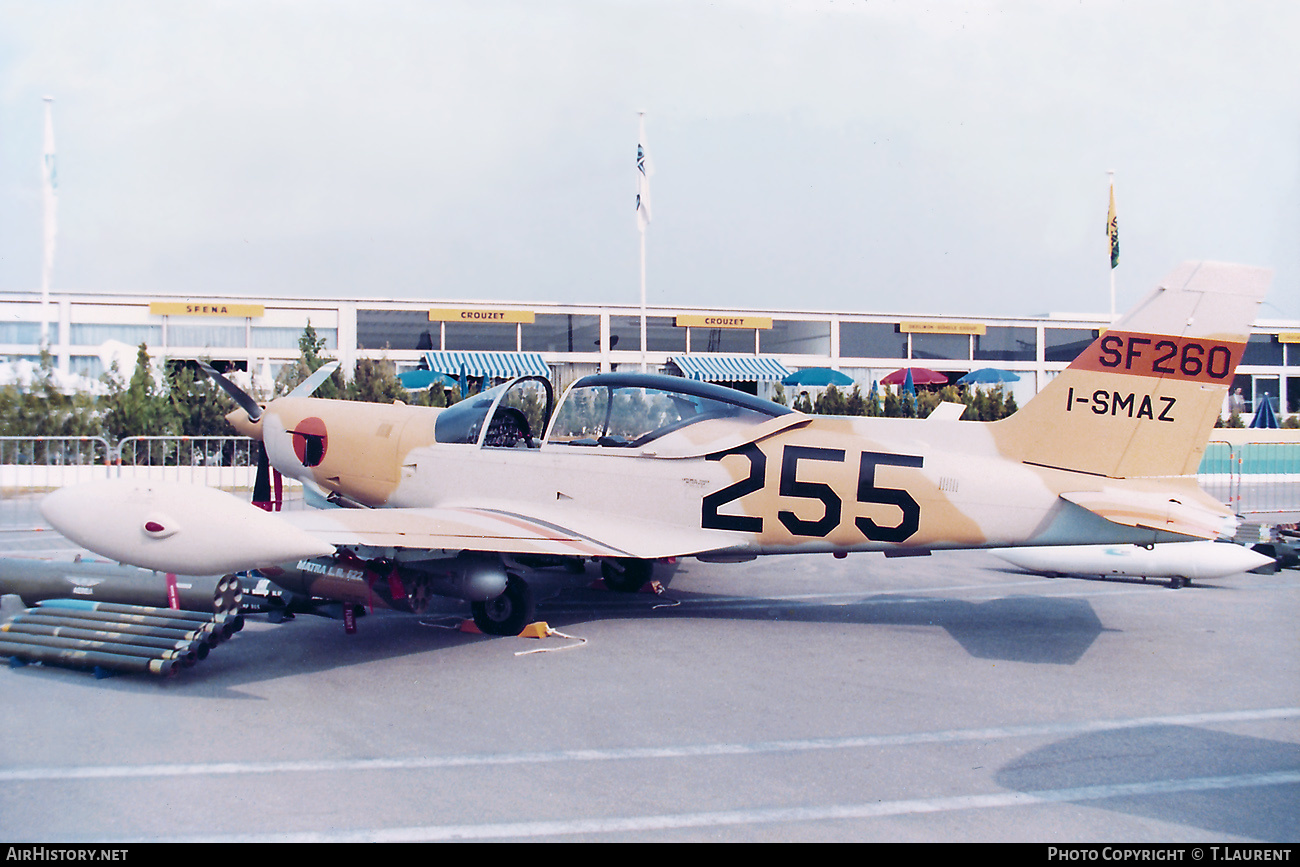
(255, 391, 1225, 559)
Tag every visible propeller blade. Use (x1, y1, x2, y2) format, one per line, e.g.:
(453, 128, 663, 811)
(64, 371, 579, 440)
(197, 360, 263, 422)
(289, 361, 341, 399)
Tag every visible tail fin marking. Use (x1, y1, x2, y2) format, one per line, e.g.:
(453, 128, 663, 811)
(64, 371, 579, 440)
(994, 261, 1271, 479)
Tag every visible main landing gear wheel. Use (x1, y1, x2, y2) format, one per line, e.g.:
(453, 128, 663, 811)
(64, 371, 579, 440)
(601, 558, 653, 593)
(471, 575, 534, 636)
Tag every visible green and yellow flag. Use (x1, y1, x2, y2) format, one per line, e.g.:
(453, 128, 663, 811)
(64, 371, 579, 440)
(1107, 183, 1119, 269)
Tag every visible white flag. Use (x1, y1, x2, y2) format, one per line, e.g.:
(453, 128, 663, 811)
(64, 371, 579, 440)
(636, 114, 652, 232)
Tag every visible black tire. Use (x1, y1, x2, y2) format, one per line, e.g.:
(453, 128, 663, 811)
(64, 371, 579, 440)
(601, 558, 653, 593)
(471, 575, 533, 635)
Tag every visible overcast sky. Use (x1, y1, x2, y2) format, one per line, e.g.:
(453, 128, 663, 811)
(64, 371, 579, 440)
(1, 0, 1297, 319)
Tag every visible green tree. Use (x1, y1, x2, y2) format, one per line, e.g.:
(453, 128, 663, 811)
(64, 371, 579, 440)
(845, 384, 866, 417)
(275, 321, 343, 399)
(167, 363, 235, 437)
(882, 387, 899, 418)
(102, 344, 175, 442)
(814, 384, 847, 415)
(0, 349, 101, 441)
(346, 357, 409, 404)
(408, 385, 450, 408)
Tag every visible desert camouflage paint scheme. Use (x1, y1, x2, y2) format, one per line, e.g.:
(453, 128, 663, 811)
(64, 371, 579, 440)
(42, 261, 1271, 634)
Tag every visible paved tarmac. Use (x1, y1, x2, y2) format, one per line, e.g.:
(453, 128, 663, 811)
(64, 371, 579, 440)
(0, 494, 1297, 843)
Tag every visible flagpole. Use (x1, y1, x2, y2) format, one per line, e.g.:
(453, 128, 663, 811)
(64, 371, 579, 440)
(637, 111, 649, 373)
(1107, 169, 1117, 322)
(640, 226, 647, 372)
(41, 96, 57, 348)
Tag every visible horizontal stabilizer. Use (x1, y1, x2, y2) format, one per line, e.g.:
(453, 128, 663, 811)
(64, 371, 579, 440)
(1060, 488, 1236, 541)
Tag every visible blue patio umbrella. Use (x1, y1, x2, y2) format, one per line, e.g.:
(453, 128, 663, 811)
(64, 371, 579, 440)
(397, 369, 456, 390)
(782, 367, 854, 387)
(902, 368, 915, 396)
(957, 368, 1021, 385)
(1250, 393, 1280, 429)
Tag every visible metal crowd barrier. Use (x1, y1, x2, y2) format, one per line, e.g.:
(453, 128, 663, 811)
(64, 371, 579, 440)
(1199, 440, 1300, 520)
(114, 436, 261, 490)
(0, 435, 262, 493)
(0, 436, 113, 492)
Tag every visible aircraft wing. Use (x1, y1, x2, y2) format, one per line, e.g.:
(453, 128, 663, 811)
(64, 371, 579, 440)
(278, 500, 740, 562)
(41, 480, 740, 576)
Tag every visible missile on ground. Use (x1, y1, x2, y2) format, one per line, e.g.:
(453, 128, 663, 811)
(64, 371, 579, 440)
(0, 629, 199, 666)
(27, 599, 242, 641)
(1, 639, 176, 676)
(0, 557, 241, 614)
(8, 610, 223, 648)
(1, 619, 208, 658)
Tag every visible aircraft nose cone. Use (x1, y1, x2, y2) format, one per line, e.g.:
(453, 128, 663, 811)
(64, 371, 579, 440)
(225, 407, 263, 439)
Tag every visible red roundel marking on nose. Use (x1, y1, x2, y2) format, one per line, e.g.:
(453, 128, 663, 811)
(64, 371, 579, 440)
(291, 416, 329, 466)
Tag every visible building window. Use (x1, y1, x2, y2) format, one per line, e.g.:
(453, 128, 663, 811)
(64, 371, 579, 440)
(1242, 334, 1283, 366)
(444, 321, 517, 351)
(0, 322, 57, 344)
(69, 324, 160, 346)
(689, 327, 755, 353)
(609, 316, 683, 353)
(840, 323, 906, 359)
(760, 320, 830, 355)
(167, 324, 246, 348)
(1045, 328, 1099, 362)
(911, 332, 970, 361)
(974, 326, 1035, 362)
(521, 314, 600, 353)
(69, 356, 104, 378)
(252, 326, 337, 350)
(357, 309, 433, 350)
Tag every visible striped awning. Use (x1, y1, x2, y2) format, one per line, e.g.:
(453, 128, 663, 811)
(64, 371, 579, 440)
(421, 351, 551, 379)
(669, 355, 792, 383)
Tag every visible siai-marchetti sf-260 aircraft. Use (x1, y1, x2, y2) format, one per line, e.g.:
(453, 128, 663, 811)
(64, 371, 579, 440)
(42, 261, 1270, 635)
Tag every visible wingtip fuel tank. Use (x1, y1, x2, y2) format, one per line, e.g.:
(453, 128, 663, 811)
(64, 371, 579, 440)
(41, 481, 335, 575)
(992, 541, 1275, 582)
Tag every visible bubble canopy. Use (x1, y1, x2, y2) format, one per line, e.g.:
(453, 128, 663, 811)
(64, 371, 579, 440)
(545, 372, 793, 449)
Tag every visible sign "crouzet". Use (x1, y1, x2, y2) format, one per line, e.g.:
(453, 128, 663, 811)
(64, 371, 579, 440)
(428, 309, 535, 323)
(675, 315, 772, 329)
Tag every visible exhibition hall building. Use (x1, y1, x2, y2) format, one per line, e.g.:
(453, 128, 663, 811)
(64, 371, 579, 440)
(1, 288, 1297, 417)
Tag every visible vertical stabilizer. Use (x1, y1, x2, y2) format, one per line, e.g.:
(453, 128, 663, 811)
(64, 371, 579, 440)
(994, 261, 1271, 478)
